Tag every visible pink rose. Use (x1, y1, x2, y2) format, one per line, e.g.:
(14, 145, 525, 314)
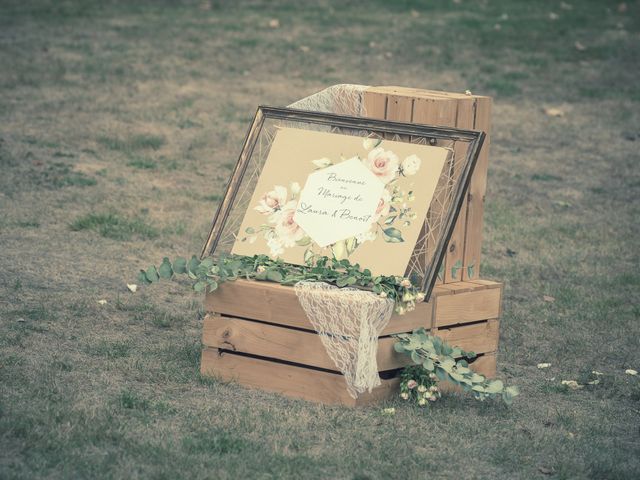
(363, 147, 399, 184)
(255, 185, 287, 215)
(407, 379, 418, 390)
(273, 201, 305, 247)
(371, 189, 391, 223)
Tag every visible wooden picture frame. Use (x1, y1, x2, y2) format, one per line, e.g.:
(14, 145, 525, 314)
(202, 106, 485, 301)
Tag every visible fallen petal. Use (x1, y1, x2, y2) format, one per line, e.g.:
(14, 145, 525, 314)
(625, 369, 638, 376)
(127, 283, 138, 293)
(98, 299, 107, 305)
(561, 380, 583, 390)
(544, 107, 565, 117)
(537, 363, 552, 369)
(543, 295, 555, 303)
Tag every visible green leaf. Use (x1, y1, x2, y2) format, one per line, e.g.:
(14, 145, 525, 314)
(384, 215, 397, 225)
(410, 350, 422, 364)
(450, 259, 463, 279)
(382, 227, 404, 243)
(422, 358, 434, 371)
(158, 258, 173, 279)
(486, 380, 504, 394)
(245, 227, 255, 234)
(295, 236, 312, 247)
(266, 269, 283, 282)
(467, 263, 474, 279)
(345, 237, 358, 255)
(137, 270, 149, 284)
(193, 281, 207, 292)
(393, 342, 406, 353)
(187, 255, 200, 274)
(173, 257, 187, 274)
(145, 266, 159, 283)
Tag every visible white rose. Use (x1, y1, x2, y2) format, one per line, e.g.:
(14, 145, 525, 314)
(363, 147, 399, 184)
(362, 137, 382, 150)
(417, 385, 427, 393)
(400, 392, 409, 400)
(418, 398, 427, 406)
(255, 185, 287, 215)
(272, 201, 305, 247)
(312, 157, 332, 169)
(266, 236, 284, 257)
(401, 154, 421, 176)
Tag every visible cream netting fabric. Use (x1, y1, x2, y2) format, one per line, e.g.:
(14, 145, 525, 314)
(288, 85, 396, 397)
(293, 281, 395, 398)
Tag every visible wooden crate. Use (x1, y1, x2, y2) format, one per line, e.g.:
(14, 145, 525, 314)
(201, 279, 502, 406)
(362, 86, 493, 284)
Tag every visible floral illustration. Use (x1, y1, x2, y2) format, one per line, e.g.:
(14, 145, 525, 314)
(240, 137, 423, 260)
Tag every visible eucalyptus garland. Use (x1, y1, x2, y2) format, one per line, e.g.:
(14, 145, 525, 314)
(394, 328, 519, 405)
(137, 254, 424, 314)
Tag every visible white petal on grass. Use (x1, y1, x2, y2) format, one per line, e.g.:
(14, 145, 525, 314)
(625, 369, 638, 376)
(537, 363, 551, 369)
(382, 407, 396, 415)
(98, 299, 107, 305)
(591, 370, 604, 376)
(127, 284, 138, 293)
(561, 380, 583, 390)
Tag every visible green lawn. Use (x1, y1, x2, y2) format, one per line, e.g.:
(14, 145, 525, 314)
(1, 1, 639, 478)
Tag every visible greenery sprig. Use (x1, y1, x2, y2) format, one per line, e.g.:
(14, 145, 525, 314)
(137, 254, 424, 315)
(394, 328, 519, 404)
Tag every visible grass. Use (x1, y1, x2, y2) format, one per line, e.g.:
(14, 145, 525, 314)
(70, 213, 159, 240)
(0, 0, 639, 478)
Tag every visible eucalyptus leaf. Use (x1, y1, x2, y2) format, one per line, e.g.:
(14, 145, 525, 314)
(158, 258, 173, 279)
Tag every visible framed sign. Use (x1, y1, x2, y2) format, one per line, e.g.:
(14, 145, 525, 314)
(202, 106, 484, 301)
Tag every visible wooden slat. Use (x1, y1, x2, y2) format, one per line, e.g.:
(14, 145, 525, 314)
(202, 314, 499, 371)
(205, 279, 501, 331)
(435, 286, 502, 326)
(410, 95, 459, 286)
(205, 279, 435, 335)
(444, 96, 475, 283)
(201, 348, 398, 406)
(362, 90, 387, 119)
(201, 348, 497, 405)
(462, 96, 493, 280)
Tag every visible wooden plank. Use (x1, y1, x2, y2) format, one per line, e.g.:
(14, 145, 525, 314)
(205, 279, 436, 336)
(437, 281, 481, 294)
(361, 90, 387, 120)
(435, 285, 502, 326)
(462, 96, 493, 280)
(444, 96, 475, 283)
(411, 95, 458, 286)
(469, 279, 501, 289)
(202, 314, 499, 371)
(201, 348, 399, 406)
(206, 279, 500, 331)
(200, 348, 497, 406)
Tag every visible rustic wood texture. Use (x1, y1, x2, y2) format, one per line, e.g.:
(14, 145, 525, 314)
(205, 279, 502, 332)
(201, 278, 503, 405)
(202, 314, 499, 371)
(462, 96, 492, 280)
(362, 86, 493, 284)
(201, 348, 498, 405)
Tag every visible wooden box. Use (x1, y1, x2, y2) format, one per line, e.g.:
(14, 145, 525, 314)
(362, 86, 493, 284)
(200, 87, 498, 405)
(201, 279, 502, 406)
